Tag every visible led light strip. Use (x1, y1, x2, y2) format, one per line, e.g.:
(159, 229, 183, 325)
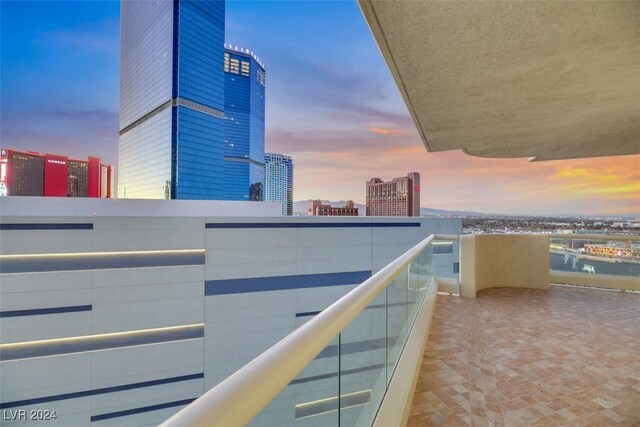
(0, 323, 205, 362)
(0, 249, 205, 259)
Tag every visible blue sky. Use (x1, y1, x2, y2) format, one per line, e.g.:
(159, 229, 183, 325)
(1, 1, 120, 160)
(1, 1, 638, 215)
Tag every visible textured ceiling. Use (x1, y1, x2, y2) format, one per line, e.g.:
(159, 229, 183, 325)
(358, 1, 640, 161)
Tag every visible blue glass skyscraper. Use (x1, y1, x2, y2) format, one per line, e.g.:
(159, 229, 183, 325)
(223, 46, 266, 201)
(264, 153, 293, 215)
(119, 0, 226, 199)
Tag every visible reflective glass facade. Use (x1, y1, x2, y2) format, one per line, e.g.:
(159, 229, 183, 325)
(264, 153, 293, 215)
(179, 1, 225, 111)
(175, 106, 224, 199)
(119, 107, 172, 199)
(119, 0, 225, 199)
(119, 1, 173, 130)
(223, 48, 266, 201)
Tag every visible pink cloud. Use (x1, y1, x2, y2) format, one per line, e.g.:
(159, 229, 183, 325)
(369, 125, 404, 136)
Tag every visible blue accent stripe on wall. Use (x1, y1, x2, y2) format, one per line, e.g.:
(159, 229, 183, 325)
(295, 310, 322, 318)
(205, 271, 372, 295)
(205, 222, 420, 229)
(91, 398, 196, 422)
(0, 223, 93, 230)
(0, 305, 92, 318)
(0, 373, 203, 410)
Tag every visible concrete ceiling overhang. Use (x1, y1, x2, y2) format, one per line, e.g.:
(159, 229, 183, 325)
(358, 1, 640, 161)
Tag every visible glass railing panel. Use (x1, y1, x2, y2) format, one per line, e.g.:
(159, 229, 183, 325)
(418, 250, 429, 290)
(385, 269, 408, 387)
(406, 256, 422, 326)
(424, 243, 434, 284)
(250, 336, 340, 427)
(338, 289, 388, 426)
(432, 240, 458, 279)
(550, 237, 639, 278)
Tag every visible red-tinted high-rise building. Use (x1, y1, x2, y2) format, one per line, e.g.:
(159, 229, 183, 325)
(0, 149, 113, 198)
(43, 153, 69, 197)
(87, 156, 101, 198)
(366, 172, 421, 217)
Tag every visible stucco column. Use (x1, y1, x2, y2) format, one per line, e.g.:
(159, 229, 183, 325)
(460, 234, 550, 298)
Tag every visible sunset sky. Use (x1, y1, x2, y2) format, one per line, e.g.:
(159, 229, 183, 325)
(1, 1, 638, 216)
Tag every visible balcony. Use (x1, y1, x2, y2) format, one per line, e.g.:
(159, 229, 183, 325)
(0, 202, 636, 426)
(163, 233, 639, 426)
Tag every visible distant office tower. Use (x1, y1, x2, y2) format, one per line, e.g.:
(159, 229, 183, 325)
(366, 172, 420, 216)
(223, 46, 266, 201)
(264, 153, 293, 215)
(308, 200, 359, 216)
(0, 149, 113, 198)
(119, 0, 225, 199)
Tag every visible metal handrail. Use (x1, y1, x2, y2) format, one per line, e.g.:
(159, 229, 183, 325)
(161, 234, 458, 427)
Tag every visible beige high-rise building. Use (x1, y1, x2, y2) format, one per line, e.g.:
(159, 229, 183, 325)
(366, 172, 420, 216)
(308, 200, 359, 216)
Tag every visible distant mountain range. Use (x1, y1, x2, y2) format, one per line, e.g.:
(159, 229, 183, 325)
(293, 200, 639, 219)
(293, 200, 486, 217)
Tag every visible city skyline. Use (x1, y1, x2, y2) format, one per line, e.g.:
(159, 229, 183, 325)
(1, 1, 638, 215)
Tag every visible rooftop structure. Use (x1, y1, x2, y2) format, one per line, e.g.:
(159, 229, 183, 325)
(224, 43, 265, 69)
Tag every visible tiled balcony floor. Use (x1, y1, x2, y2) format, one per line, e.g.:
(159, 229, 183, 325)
(408, 286, 640, 426)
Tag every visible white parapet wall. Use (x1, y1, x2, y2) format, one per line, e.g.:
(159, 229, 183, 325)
(0, 202, 460, 426)
(460, 234, 550, 298)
